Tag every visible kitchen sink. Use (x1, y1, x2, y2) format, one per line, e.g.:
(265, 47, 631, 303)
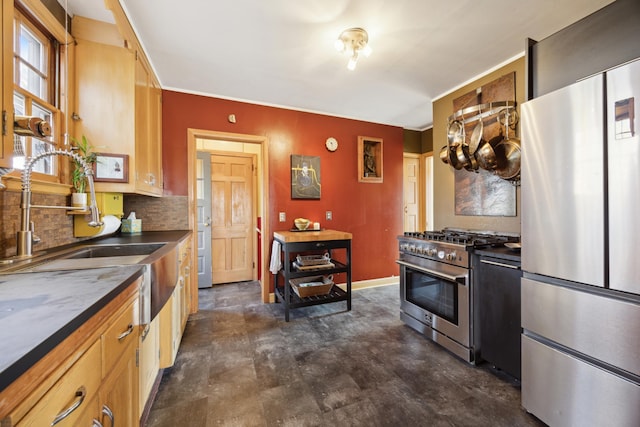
(0, 243, 165, 274)
(0, 240, 178, 322)
(63, 243, 166, 259)
(15, 255, 148, 273)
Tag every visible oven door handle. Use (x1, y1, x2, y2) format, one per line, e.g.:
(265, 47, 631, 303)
(396, 260, 467, 284)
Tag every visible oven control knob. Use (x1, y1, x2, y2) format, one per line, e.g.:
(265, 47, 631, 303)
(437, 250, 445, 260)
(426, 248, 436, 256)
(446, 251, 458, 261)
(409, 244, 416, 253)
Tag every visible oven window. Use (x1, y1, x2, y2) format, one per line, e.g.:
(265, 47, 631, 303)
(405, 268, 458, 324)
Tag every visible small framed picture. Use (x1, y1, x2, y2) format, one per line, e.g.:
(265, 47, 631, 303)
(94, 153, 129, 183)
(357, 136, 383, 183)
(291, 154, 321, 199)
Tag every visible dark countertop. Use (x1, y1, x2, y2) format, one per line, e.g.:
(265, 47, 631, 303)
(0, 230, 192, 393)
(0, 265, 144, 392)
(473, 245, 522, 263)
(93, 230, 191, 245)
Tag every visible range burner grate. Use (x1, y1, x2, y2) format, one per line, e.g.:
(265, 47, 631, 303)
(403, 229, 519, 248)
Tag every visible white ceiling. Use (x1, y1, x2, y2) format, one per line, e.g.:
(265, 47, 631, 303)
(59, 0, 614, 130)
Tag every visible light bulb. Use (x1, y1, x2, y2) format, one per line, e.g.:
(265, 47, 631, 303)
(362, 44, 372, 57)
(334, 39, 345, 52)
(347, 57, 357, 71)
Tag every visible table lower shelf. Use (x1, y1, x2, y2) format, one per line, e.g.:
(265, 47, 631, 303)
(275, 284, 348, 309)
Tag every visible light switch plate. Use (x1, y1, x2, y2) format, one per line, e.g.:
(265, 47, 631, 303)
(326, 211, 332, 220)
(279, 212, 286, 222)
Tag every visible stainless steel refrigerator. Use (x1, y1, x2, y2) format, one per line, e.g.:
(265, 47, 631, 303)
(521, 58, 640, 426)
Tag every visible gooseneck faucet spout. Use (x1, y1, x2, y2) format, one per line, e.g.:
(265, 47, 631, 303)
(17, 149, 103, 257)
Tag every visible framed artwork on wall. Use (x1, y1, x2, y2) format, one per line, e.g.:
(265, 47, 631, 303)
(357, 136, 383, 183)
(94, 153, 128, 183)
(291, 155, 321, 199)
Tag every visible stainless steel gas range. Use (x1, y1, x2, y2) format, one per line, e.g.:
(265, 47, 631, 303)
(397, 228, 519, 363)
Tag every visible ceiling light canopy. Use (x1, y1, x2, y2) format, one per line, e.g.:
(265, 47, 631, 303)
(335, 27, 371, 71)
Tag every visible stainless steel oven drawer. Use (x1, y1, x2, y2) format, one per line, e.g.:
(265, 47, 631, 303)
(522, 335, 640, 427)
(522, 278, 640, 376)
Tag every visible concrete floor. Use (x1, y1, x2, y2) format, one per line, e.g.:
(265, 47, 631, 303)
(145, 282, 545, 426)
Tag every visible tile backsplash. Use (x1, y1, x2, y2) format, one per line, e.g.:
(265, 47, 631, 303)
(0, 191, 189, 258)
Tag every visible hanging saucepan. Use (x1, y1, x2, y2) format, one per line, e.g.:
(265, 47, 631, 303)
(439, 145, 449, 164)
(458, 140, 479, 171)
(475, 131, 503, 171)
(447, 119, 464, 146)
(494, 135, 521, 180)
(493, 111, 521, 180)
(468, 118, 484, 156)
(447, 120, 465, 169)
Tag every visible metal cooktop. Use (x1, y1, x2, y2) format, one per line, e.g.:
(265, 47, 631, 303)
(398, 228, 520, 268)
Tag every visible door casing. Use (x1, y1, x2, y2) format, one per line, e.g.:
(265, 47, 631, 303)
(187, 129, 270, 306)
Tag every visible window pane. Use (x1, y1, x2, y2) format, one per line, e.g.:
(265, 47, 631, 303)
(13, 92, 25, 115)
(19, 62, 45, 98)
(19, 26, 44, 73)
(30, 139, 55, 174)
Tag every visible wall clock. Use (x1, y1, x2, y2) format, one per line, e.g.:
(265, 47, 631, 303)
(325, 137, 338, 152)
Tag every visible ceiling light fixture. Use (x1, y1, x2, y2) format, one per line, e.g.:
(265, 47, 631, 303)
(335, 27, 372, 71)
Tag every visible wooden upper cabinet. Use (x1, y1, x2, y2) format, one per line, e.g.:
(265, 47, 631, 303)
(72, 16, 162, 196)
(0, 0, 14, 168)
(134, 53, 163, 195)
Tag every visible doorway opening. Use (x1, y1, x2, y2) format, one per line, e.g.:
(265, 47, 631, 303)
(187, 129, 270, 303)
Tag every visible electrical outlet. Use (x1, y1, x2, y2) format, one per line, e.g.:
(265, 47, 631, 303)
(279, 212, 286, 222)
(326, 211, 332, 220)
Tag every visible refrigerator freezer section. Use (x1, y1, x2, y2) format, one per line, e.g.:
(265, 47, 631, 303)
(521, 278, 640, 378)
(521, 74, 605, 287)
(522, 335, 640, 427)
(607, 58, 640, 295)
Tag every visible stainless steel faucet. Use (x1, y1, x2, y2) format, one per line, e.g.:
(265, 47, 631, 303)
(17, 149, 103, 257)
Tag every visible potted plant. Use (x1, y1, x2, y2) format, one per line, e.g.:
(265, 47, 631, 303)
(70, 135, 97, 207)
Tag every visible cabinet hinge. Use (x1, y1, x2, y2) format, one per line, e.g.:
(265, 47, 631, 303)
(136, 348, 139, 367)
(2, 110, 6, 136)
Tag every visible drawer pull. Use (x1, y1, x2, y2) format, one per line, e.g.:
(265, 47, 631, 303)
(92, 420, 103, 427)
(117, 324, 134, 341)
(480, 259, 520, 270)
(51, 386, 86, 425)
(102, 404, 114, 427)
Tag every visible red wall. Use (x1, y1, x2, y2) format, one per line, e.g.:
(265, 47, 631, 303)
(162, 90, 404, 286)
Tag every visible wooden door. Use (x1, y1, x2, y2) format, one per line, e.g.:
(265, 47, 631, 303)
(403, 154, 421, 232)
(196, 152, 213, 288)
(210, 154, 255, 284)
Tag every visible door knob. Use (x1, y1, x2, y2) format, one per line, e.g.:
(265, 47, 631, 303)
(203, 216, 210, 227)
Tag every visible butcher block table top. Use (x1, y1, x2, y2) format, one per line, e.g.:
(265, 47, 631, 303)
(273, 229, 352, 243)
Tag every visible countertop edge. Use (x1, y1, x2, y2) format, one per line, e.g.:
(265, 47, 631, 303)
(0, 266, 145, 393)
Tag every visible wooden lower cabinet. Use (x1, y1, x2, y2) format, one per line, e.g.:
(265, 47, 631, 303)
(159, 286, 183, 369)
(4, 284, 140, 427)
(139, 316, 160, 415)
(99, 298, 139, 426)
(16, 341, 102, 426)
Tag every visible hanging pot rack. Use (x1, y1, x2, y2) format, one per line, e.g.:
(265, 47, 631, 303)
(448, 101, 517, 128)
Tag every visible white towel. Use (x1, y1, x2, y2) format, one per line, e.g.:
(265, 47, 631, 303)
(269, 240, 282, 275)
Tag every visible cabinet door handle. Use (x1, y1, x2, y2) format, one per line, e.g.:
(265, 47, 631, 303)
(92, 420, 103, 427)
(117, 324, 134, 341)
(102, 404, 114, 427)
(480, 259, 520, 270)
(51, 386, 86, 425)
